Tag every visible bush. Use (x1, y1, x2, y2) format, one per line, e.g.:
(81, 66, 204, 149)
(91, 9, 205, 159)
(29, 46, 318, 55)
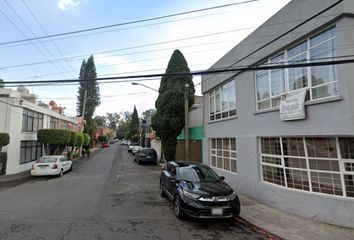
(69, 131, 78, 147)
(0, 133, 10, 150)
(98, 135, 108, 143)
(83, 133, 90, 146)
(37, 129, 71, 146)
(76, 134, 84, 147)
(37, 129, 71, 155)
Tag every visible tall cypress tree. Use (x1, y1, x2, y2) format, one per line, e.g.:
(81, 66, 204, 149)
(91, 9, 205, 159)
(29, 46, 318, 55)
(130, 106, 139, 138)
(77, 55, 100, 137)
(152, 49, 195, 161)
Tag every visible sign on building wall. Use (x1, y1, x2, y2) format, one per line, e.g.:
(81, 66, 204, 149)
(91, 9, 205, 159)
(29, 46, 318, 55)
(279, 89, 307, 121)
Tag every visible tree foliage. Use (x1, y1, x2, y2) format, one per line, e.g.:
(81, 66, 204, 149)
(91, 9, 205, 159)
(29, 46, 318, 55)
(98, 135, 108, 143)
(76, 55, 100, 138)
(69, 131, 78, 148)
(130, 106, 139, 137)
(0, 133, 10, 152)
(93, 115, 107, 127)
(117, 111, 132, 139)
(152, 49, 195, 161)
(106, 112, 120, 129)
(83, 133, 90, 147)
(76, 134, 84, 147)
(37, 129, 72, 155)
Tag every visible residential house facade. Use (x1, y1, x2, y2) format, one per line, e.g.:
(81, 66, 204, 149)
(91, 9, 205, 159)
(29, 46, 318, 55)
(0, 87, 83, 175)
(176, 96, 204, 162)
(202, 0, 354, 228)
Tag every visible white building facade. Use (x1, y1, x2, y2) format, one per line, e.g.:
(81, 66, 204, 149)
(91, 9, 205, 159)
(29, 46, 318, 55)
(202, 0, 354, 228)
(0, 87, 81, 175)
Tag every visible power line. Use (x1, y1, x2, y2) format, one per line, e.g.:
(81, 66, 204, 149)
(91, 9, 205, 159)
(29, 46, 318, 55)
(0, 1, 71, 78)
(0, 0, 259, 46)
(20, 0, 77, 75)
(3, 58, 354, 86)
(2, 22, 352, 73)
(202, 0, 344, 84)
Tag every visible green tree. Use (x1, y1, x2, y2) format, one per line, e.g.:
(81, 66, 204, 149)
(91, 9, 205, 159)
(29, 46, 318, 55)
(93, 115, 107, 127)
(130, 106, 139, 138)
(98, 135, 108, 143)
(0, 133, 10, 152)
(37, 129, 71, 155)
(77, 55, 101, 138)
(106, 112, 120, 129)
(76, 134, 84, 147)
(152, 49, 195, 161)
(83, 133, 90, 148)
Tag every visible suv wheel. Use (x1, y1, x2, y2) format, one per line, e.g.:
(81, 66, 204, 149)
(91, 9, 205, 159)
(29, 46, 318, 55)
(159, 181, 165, 198)
(174, 195, 184, 219)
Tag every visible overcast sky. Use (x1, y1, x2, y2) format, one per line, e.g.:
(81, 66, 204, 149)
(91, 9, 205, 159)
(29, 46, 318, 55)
(0, 0, 290, 117)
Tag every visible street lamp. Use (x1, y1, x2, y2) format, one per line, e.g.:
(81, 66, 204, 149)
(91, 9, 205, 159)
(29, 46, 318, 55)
(131, 82, 158, 92)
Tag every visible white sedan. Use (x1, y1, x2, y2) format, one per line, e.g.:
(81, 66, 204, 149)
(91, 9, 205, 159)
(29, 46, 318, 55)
(31, 155, 72, 177)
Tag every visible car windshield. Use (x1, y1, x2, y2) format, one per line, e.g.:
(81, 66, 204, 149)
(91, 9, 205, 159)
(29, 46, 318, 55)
(37, 156, 58, 163)
(178, 165, 220, 182)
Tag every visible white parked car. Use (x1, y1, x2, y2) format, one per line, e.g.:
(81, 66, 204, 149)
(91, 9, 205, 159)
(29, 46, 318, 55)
(132, 145, 142, 155)
(31, 155, 72, 177)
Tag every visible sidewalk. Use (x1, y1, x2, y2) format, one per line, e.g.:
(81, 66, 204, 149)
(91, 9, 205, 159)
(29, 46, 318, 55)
(239, 195, 354, 240)
(0, 147, 101, 183)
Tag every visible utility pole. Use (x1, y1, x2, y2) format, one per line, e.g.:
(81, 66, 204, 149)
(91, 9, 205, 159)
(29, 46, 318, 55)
(82, 89, 87, 120)
(184, 83, 189, 162)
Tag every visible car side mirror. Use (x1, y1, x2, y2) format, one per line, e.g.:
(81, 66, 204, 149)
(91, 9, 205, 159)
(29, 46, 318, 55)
(220, 176, 225, 181)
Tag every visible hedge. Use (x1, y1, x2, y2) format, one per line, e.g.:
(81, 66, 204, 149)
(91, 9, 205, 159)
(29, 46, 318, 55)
(76, 133, 84, 147)
(0, 133, 10, 149)
(69, 131, 78, 147)
(83, 133, 90, 146)
(37, 129, 71, 146)
(98, 135, 108, 143)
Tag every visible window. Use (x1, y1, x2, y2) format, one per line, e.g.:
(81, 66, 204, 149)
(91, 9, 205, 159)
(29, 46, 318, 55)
(209, 80, 236, 121)
(50, 117, 58, 129)
(260, 137, 354, 198)
(256, 27, 338, 111)
(210, 138, 237, 173)
(20, 141, 43, 164)
(22, 109, 43, 132)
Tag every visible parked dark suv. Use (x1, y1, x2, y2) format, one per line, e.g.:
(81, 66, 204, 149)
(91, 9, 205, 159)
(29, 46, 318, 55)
(160, 161, 241, 219)
(135, 148, 158, 165)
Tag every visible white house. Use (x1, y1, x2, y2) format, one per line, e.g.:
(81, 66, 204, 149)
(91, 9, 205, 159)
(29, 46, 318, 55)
(0, 86, 83, 175)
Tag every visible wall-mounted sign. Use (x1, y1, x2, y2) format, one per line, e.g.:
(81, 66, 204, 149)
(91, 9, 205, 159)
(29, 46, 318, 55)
(279, 89, 307, 121)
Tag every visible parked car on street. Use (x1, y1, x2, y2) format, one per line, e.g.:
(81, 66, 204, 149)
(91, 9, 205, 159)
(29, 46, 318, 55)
(132, 145, 142, 155)
(31, 155, 72, 177)
(102, 142, 110, 148)
(128, 142, 139, 152)
(159, 161, 241, 219)
(135, 148, 158, 165)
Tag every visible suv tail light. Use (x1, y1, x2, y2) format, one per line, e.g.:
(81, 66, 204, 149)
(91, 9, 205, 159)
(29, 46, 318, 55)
(31, 165, 35, 170)
(52, 164, 59, 169)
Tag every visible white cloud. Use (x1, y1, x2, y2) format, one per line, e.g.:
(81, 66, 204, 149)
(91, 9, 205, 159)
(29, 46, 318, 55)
(57, 0, 81, 10)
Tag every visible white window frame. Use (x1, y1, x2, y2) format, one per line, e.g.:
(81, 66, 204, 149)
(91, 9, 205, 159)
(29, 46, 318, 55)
(210, 138, 237, 174)
(255, 26, 338, 111)
(209, 80, 236, 121)
(260, 136, 354, 199)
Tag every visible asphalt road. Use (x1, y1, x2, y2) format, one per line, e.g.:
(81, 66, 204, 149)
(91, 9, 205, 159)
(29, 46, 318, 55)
(0, 144, 271, 240)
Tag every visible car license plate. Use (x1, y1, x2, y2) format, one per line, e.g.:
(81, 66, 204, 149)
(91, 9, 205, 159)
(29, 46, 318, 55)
(147, 156, 151, 158)
(211, 208, 223, 215)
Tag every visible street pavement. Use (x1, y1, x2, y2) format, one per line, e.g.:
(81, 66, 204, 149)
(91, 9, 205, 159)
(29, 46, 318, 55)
(0, 144, 277, 240)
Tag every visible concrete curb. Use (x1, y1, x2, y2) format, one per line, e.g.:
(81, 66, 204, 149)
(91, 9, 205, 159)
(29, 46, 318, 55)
(0, 147, 101, 183)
